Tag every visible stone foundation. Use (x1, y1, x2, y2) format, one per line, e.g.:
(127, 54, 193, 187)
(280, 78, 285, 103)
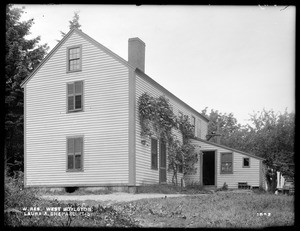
(38, 186, 137, 194)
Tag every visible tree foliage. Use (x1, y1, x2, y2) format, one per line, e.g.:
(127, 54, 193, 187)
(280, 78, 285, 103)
(202, 108, 295, 192)
(138, 93, 198, 185)
(5, 5, 48, 174)
(59, 11, 81, 39)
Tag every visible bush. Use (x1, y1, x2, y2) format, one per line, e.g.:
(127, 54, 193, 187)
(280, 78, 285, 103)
(215, 182, 228, 192)
(4, 170, 138, 227)
(5, 171, 41, 209)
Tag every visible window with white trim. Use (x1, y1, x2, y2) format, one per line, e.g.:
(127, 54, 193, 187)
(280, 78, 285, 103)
(67, 46, 81, 72)
(220, 152, 233, 174)
(67, 137, 83, 171)
(67, 81, 83, 112)
(243, 157, 250, 168)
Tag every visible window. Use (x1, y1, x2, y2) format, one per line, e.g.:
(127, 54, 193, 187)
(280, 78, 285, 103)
(220, 153, 233, 174)
(151, 138, 158, 169)
(191, 116, 196, 135)
(67, 137, 83, 171)
(243, 157, 250, 168)
(67, 46, 82, 72)
(67, 81, 83, 112)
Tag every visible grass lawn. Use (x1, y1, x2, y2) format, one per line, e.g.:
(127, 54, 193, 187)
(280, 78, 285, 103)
(5, 176, 294, 228)
(110, 192, 294, 228)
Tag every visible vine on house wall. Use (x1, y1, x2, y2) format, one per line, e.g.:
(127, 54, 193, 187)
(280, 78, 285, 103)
(138, 92, 199, 185)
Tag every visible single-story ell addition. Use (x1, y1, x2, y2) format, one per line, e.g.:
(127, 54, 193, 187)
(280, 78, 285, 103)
(20, 28, 265, 192)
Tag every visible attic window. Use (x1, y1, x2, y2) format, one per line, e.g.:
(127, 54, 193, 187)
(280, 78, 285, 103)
(67, 46, 82, 72)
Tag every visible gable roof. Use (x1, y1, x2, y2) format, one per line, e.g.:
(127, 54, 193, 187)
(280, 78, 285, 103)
(20, 28, 134, 88)
(20, 29, 209, 122)
(192, 137, 265, 160)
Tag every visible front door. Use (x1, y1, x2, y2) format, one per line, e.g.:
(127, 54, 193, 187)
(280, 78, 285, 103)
(202, 151, 215, 185)
(159, 140, 167, 183)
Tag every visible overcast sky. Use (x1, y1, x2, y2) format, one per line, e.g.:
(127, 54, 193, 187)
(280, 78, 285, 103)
(16, 4, 295, 125)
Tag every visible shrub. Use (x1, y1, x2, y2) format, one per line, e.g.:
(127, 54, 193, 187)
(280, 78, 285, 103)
(215, 182, 228, 192)
(5, 171, 41, 209)
(4, 170, 138, 227)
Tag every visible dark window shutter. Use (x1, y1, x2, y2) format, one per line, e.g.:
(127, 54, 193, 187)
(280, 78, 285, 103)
(74, 138, 82, 154)
(75, 81, 82, 94)
(151, 138, 158, 169)
(68, 83, 74, 95)
(160, 141, 166, 167)
(67, 138, 74, 154)
(68, 155, 74, 169)
(68, 96, 74, 111)
(75, 155, 81, 169)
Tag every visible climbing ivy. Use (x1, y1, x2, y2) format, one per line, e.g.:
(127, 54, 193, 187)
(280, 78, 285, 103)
(138, 92, 198, 185)
(138, 93, 177, 141)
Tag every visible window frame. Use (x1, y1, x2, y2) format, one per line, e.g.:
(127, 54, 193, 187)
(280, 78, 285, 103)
(243, 157, 250, 168)
(220, 152, 233, 174)
(66, 136, 84, 172)
(67, 80, 84, 113)
(151, 138, 158, 170)
(66, 45, 82, 73)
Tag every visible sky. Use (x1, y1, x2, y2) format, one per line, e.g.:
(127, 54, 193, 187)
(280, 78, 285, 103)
(16, 4, 295, 125)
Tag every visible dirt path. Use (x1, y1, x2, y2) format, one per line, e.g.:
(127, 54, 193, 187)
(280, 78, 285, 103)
(41, 192, 188, 204)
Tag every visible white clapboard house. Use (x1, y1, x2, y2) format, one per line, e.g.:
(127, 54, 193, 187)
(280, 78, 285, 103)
(21, 28, 265, 192)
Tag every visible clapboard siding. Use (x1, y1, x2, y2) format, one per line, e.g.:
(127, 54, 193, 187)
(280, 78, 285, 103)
(189, 139, 261, 188)
(25, 30, 130, 186)
(135, 74, 209, 185)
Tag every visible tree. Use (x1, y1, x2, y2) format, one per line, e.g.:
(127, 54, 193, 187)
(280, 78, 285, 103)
(247, 109, 294, 191)
(5, 5, 48, 174)
(202, 107, 295, 192)
(201, 108, 243, 147)
(58, 11, 81, 39)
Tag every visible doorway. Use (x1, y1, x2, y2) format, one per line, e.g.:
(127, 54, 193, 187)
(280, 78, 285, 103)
(202, 151, 215, 185)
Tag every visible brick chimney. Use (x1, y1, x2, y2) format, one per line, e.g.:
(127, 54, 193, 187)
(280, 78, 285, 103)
(128, 37, 145, 72)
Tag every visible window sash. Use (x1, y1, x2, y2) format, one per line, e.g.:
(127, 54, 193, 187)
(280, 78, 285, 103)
(68, 47, 81, 71)
(67, 81, 83, 112)
(220, 153, 233, 173)
(67, 137, 83, 171)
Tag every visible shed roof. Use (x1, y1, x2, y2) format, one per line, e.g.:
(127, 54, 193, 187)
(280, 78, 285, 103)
(192, 137, 265, 160)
